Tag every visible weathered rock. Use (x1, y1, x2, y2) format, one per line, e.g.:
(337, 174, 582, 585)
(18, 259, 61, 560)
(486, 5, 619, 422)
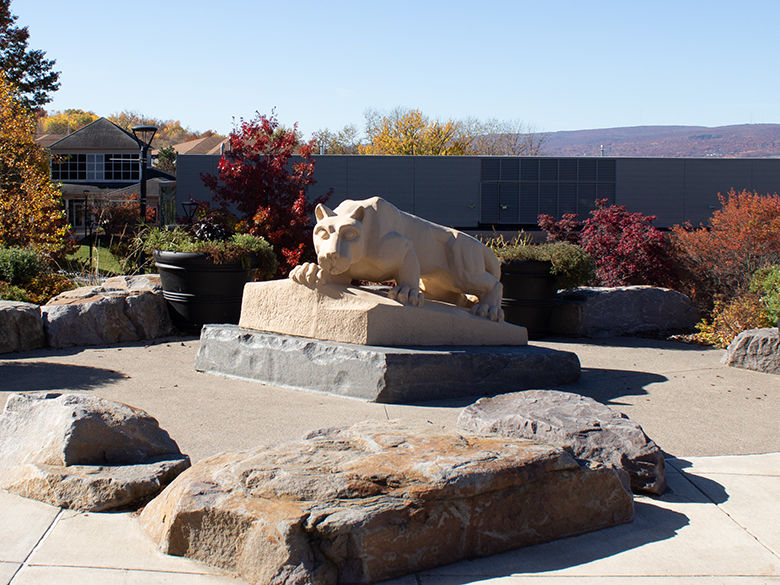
(196, 325, 580, 403)
(0, 300, 44, 353)
(722, 328, 780, 375)
(550, 286, 698, 337)
(140, 421, 633, 585)
(457, 390, 666, 495)
(41, 274, 174, 348)
(0, 392, 190, 511)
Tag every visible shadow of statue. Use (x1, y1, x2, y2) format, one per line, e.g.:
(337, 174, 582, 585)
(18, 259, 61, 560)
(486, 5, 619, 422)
(0, 362, 127, 394)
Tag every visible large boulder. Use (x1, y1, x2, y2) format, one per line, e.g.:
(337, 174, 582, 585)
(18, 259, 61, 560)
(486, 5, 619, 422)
(457, 390, 666, 495)
(722, 328, 780, 375)
(0, 392, 190, 511)
(41, 274, 174, 348)
(550, 285, 698, 337)
(140, 421, 633, 585)
(0, 300, 44, 353)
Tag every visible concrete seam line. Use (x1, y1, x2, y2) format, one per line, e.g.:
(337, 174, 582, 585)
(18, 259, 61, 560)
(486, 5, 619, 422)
(8, 507, 64, 585)
(678, 469, 780, 561)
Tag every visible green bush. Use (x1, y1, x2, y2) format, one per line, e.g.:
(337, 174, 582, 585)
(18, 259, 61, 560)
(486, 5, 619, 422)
(141, 227, 278, 278)
(488, 236, 595, 290)
(0, 247, 45, 286)
(750, 265, 780, 326)
(0, 281, 31, 302)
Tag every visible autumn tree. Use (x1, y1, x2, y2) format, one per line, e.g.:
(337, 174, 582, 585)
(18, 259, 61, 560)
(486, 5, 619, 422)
(671, 189, 780, 306)
(360, 108, 469, 155)
(0, 0, 60, 110)
(202, 112, 331, 275)
(0, 74, 71, 258)
(40, 108, 98, 134)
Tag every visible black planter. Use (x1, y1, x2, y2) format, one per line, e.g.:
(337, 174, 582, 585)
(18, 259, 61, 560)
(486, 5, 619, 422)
(154, 250, 257, 331)
(500, 259, 557, 339)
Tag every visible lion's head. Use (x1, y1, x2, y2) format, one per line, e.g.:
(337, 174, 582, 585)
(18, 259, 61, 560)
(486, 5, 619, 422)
(313, 203, 366, 275)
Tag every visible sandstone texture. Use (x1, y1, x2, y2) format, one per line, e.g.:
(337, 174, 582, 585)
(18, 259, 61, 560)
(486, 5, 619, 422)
(239, 279, 527, 346)
(550, 286, 698, 337)
(0, 392, 190, 511)
(41, 274, 174, 348)
(457, 390, 666, 495)
(140, 421, 633, 585)
(722, 328, 780, 375)
(196, 325, 580, 403)
(0, 300, 45, 353)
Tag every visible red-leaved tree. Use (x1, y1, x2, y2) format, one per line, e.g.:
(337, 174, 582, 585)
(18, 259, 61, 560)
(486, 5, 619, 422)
(201, 112, 331, 276)
(539, 202, 674, 287)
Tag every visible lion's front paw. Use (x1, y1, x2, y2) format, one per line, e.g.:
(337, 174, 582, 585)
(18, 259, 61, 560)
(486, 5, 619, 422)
(471, 303, 504, 322)
(289, 262, 323, 287)
(388, 284, 425, 307)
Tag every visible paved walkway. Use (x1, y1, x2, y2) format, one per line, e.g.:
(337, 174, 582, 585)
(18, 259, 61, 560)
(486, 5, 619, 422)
(1, 336, 779, 584)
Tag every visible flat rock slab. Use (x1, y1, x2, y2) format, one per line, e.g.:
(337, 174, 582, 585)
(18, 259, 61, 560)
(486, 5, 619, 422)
(195, 325, 580, 403)
(550, 285, 698, 337)
(457, 390, 666, 495)
(239, 279, 527, 346)
(0, 300, 44, 354)
(140, 421, 633, 585)
(0, 392, 190, 511)
(722, 327, 780, 375)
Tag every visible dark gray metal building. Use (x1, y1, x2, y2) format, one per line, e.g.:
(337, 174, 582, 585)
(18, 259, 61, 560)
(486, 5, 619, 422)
(176, 155, 780, 229)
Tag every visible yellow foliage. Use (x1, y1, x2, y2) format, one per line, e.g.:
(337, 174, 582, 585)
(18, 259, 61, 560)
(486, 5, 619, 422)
(0, 74, 71, 259)
(360, 108, 468, 155)
(41, 109, 98, 133)
(693, 294, 771, 348)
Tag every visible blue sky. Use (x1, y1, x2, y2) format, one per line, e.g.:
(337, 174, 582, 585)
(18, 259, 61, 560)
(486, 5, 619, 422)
(14, 0, 780, 138)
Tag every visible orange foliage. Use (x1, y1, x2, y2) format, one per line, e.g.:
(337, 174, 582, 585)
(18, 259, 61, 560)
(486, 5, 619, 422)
(670, 189, 780, 307)
(0, 74, 72, 259)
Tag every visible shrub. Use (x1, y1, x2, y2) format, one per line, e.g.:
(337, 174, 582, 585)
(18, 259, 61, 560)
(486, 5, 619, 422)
(0, 247, 45, 285)
(578, 199, 675, 287)
(750, 264, 780, 326)
(488, 236, 595, 290)
(670, 189, 780, 309)
(537, 213, 583, 244)
(0, 281, 31, 302)
(23, 272, 75, 304)
(693, 293, 771, 348)
(142, 227, 278, 278)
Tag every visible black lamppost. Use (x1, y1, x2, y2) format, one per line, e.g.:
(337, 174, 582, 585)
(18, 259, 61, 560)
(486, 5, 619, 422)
(131, 125, 157, 224)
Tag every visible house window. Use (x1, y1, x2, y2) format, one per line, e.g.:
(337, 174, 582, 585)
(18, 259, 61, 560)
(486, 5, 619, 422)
(51, 154, 86, 181)
(50, 152, 139, 182)
(105, 153, 139, 181)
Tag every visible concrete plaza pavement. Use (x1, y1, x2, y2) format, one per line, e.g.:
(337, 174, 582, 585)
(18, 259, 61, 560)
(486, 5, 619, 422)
(0, 335, 778, 584)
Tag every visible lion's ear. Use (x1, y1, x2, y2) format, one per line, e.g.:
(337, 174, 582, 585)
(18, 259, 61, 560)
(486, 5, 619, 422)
(350, 206, 365, 222)
(315, 204, 335, 221)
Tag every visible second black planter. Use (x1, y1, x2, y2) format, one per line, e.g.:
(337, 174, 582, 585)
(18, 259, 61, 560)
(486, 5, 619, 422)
(500, 259, 557, 339)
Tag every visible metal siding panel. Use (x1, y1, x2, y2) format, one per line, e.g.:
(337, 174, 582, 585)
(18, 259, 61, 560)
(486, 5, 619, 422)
(499, 183, 519, 223)
(481, 183, 500, 224)
(683, 159, 752, 225)
(539, 182, 557, 216)
(519, 182, 539, 223)
(346, 156, 414, 212)
(615, 159, 686, 227)
(414, 157, 480, 226)
(308, 156, 348, 207)
(175, 154, 220, 208)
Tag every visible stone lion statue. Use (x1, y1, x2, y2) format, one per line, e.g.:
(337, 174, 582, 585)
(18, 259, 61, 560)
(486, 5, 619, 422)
(289, 196, 504, 321)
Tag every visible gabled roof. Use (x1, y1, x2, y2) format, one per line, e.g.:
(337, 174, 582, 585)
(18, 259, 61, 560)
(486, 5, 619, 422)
(35, 133, 67, 148)
(48, 117, 141, 151)
(166, 135, 229, 155)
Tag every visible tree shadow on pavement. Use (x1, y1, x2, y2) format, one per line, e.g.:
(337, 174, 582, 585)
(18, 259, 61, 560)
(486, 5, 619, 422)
(0, 362, 128, 393)
(408, 502, 689, 583)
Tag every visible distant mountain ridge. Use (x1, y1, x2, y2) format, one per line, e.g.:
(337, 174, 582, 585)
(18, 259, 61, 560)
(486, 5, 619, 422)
(540, 124, 780, 158)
